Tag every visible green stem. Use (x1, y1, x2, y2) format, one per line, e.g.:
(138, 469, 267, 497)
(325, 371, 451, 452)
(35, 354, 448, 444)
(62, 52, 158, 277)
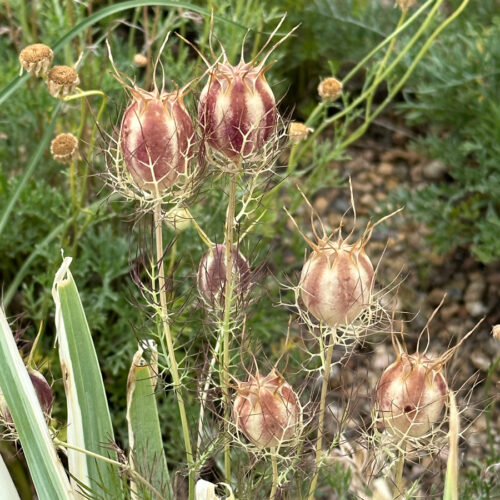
(393, 441, 406, 499)
(153, 202, 194, 499)
(307, 328, 336, 500)
(222, 173, 238, 483)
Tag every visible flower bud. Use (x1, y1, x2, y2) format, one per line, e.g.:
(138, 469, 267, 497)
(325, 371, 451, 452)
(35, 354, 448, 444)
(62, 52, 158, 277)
(50, 133, 78, 164)
(197, 243, 250, 308)
(288, 122, 312, 144)
(300, 239, 374, 326)
(233, 369, 301, 448)
(376, 353, 448, 438)
(19, 43, 53, 77)
(47, 65, 80, 99)
(120, 88, 194, 192)
(0, 369, 53, 423)
(317, 77, 343, 102)
(198, 59, 277, 160)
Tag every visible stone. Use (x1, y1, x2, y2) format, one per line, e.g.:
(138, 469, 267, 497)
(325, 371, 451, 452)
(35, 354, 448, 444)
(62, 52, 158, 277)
(423, 159, 447, 180)
(465, 301, 487, 317)
(378, 162, 394, 176)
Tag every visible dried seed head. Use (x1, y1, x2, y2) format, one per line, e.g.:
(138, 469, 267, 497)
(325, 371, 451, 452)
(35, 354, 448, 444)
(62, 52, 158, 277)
(0, 369, 54, 424)
(47, 65, 80, 98)
(318, 77, 343, 102)
(233, 369, 301, 448)
(120, 88, 195, 193)
(19, 43, 53, 77)
(396, 0, 417, 10)
(376, 353, 448, 438)
(198, 59, 277, 161)
(288, 121, 312, 144)
(492, 324, 500, 342)
(50, 133, 78, 164)
(300, 238, 374, 327)
(197, 243, 250, 308)
(133, 54, 148, 68)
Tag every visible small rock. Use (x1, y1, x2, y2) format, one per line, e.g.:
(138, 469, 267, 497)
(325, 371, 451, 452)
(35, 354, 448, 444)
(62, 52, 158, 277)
(465, 301, 487, 317)
(465, 278, 486, 303)
(441, 303, 460, 321)
(378, 162, 394, 176)
(471, 349, 491, 372)
(313, 196, 329, 214)
(422, 160, 447, 180)
(360, 193, 376, 208)
(385, 177, 399, 190)
(428, 288, 447, 306)
(410, 165, 423, 183)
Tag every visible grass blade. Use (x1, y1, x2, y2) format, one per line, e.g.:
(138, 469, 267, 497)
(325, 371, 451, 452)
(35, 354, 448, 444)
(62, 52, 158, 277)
(127, 341, 172, 499)
(0, 308, 72, 499)
(444, 390, 459, 500)
(0, 451, 21, 500)
(52, 257, 124, 498)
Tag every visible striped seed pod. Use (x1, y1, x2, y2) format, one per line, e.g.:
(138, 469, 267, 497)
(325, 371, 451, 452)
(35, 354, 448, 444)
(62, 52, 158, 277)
(197, 243, 250, 308)
(19, 43, 53, 77)
(120, 88, 194, 192)
(0, 369, 53, 423)
(300, 238, 374, 327)
(376, 353, 448, 438)
(198, 58, 277, 161)
(233, 369, 301, 448)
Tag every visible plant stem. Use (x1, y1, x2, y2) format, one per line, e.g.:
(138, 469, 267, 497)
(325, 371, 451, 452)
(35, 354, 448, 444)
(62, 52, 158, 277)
(307, 328, 336, 500)
(153, 202, 194, 499)
(393, 441, 406, 499)
(221, 173, 238, 483)
(270, 449, 279, 499)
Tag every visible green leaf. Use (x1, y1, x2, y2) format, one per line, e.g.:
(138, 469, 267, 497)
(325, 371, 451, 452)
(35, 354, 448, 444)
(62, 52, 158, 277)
(127, 341, 172, 499)
(52, 257, 124, 498)
(0, 449, 21, 500)
(0, 308, 72, 499)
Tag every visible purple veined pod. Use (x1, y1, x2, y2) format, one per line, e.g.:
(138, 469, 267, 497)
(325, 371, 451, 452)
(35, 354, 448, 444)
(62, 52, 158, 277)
(233, 369, 302, 448)
(120, 88, 195, 193)
(300, 238, 374, 327)
(198, 59, 277, 161)
(197, 243, 251, 308)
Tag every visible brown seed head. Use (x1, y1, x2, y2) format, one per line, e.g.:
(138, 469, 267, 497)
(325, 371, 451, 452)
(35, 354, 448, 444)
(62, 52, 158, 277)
(396, 0, 417, 10)
(376, 353, 448, 438)
(47, 65, 80, 99)
(19, 44, 53, 77)
(233, 369, 301, 448)
(288, 122, 312, 144)
(492, 324, 500, 342)
(50, 133, 78, 164)
(133, 54, 148, 68)
(318, 77, 343, 102)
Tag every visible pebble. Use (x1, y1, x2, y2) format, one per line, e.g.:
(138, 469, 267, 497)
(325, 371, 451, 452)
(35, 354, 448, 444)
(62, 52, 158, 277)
(465, 278, 486, 303)
(441, 303, 460, 321)
(422, 159, 447, 180)
(427, 288, 447, 306)
(471, 349, 491, 371)
(465, 300, 487, 317)
(378, 162, 394, 176)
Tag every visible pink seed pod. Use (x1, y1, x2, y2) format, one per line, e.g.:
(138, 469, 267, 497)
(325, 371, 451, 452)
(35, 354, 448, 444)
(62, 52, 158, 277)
(300, 238, 374, 327)
(120, 88, 194, 192)
(198, 58, 277, 161)
(233, 369, 301, 448)
(197, 243, 250, 308)
(0, 369, 54, 423)
(376, 353, 448, 438)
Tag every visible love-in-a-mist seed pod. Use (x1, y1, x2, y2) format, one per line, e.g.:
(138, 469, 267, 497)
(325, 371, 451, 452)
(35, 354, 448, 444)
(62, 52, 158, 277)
(300, 238, 374, 327)
(198, 57, 277, 161)
(0, 369, 53, 423)
(197, 243, 250, 308)
(376, 353, 448, 438)
(120, 87, 194, 193)
(233, 369, 301, 448)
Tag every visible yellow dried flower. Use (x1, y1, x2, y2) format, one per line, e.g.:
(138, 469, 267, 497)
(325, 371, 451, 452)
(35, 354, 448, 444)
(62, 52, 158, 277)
(396, 0, 417, 10)
(50, 133, 78, 164)
(47, 65, 80, 99)
(318, 77, 343, 102)
(288, 122, 313, 144)
(133, 54, 148, 68)
(19, 43, 53, 77)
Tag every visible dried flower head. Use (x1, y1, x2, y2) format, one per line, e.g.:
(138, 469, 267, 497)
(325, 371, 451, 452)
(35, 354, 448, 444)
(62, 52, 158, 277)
(0, 369, 53, 424)
(233, 369, 301, 448)
(47, 65, 80, 99)
(50, 133, 78, 164)
(288, 121, 313, 144)
(197, 243, 250, 309)
(133, 53, 148, 68)
(318, 77, 343, 102)
(376, 353, 448, 438)
(396, 0, 417, 10)
(19, 43, 53, 77)
(492, 324, 500, 342)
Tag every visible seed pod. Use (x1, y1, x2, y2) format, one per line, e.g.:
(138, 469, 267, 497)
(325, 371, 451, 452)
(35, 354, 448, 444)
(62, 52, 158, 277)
(300, 239, 374, 327)
(233, 369, 301, 448)
(288, 122, 312, 144)
(376, 353, 448, 438)
(317, 77, 343, 102)
(19, 43, 53, 77)
(120, 88, 194, 192)
(0, 369, 54, 423)
(198, 58, 277, 161)
(47, 65, 80, 99)
(51, 133, 78, 164)
(197, 243, 250, 308)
